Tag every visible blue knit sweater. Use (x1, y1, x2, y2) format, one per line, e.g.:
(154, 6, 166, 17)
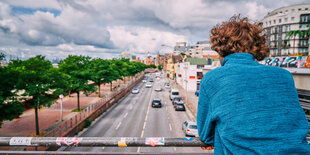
(197, 53, 310, 154)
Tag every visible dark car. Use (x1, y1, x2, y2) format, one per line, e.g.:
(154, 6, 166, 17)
(152, 99, 162, 108)
(172, 97, 182, 105)
(174, 102, 186, 111)
(149, 78, 154, 82)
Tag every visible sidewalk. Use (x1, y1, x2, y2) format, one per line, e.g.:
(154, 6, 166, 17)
(167, 78, 199, 120)
(0, 77, 133, 137)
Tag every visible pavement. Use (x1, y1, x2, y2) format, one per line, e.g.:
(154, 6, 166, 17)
(167, 77, 199, 120)
(0, 77, 133, 137)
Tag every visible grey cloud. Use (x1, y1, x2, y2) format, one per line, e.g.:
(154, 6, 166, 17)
(0, 2, 115, 49)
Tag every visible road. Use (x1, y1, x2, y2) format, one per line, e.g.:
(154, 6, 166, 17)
(64, 73, 209, 153)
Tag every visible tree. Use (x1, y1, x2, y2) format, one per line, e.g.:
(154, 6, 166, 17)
(0, 55, 24, 127)
(89, 58, 121, 97)
(58, 55, 96, 111)
(157, 64, 163, 70)
(111, 58, 130, 84)
(0, 53, 5, 61)
(148, 64, 156, 68)
(8, 55, 68, 135)
(286, 30, 302, 55)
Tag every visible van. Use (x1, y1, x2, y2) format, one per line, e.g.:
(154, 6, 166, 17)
(170, 89, 179, 100)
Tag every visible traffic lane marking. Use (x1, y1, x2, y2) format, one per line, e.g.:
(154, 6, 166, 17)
(116, 122, 122, 130)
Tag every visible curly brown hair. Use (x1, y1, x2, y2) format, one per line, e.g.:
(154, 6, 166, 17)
(210, 15, 269, 61)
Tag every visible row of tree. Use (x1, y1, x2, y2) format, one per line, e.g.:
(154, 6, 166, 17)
(286, 28, 310, 55)
(0, 54, 153, 135)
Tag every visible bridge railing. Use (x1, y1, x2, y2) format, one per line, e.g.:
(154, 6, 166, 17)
(0, 137, 209, 147)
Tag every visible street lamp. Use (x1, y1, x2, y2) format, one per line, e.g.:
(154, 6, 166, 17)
(59, 94, 64, 122)
(184, 62, 188, 105)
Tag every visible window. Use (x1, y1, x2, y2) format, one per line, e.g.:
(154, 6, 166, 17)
(300, 24, 310, 29)
(298, 8, 301, 11)
(274, 20, 276, 24)
(291, 9, 295, 12)
(291, 17, 295, 21)
(197, 65, 204, 69)
(306, 8, 309, 10)
(285, 18, 288, 22)
(285, 25, 290, 32)
(269, 21, 271, 25)
(172, 92, 179, 95)
(285, 10, 288, 12)
(279, 19, 282, 23)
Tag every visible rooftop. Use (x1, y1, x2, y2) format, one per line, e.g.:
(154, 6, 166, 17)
(186, 58, 208, 65)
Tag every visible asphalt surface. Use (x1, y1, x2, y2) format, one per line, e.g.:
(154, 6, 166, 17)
(64, 73, 210, 154)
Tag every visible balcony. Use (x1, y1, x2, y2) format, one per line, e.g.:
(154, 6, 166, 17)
(281, 44, 291, 48)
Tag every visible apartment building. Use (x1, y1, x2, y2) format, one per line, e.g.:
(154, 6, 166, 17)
(261, 4, 310, 56)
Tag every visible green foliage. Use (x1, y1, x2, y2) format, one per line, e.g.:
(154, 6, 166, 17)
(58, 55, 96, 110)
(6, 55, 67, 134)
(0, 64, 24, 127)
(89, 58, 121, 97)
(0, 53, 4, 61)
(84, 118, 92, 128)
(157, 64, 163, 70)
(148, 64, 156, 68)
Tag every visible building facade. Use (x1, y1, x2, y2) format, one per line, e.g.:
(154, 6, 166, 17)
(176, 58, 207, 92)
(188, 41, 219, 59)
(261, 4, 310, 56)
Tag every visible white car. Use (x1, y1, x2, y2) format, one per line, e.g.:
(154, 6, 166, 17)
(131, 88, 139, 94)
(142, 79, 147, 83)
(155, 87, 162, 92)
(164, 83, 170, 89)
(145, 82, 152, 88)
(182, 121, 198, 137)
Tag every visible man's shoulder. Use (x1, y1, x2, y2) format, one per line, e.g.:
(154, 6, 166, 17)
(202, 67, 226, 83)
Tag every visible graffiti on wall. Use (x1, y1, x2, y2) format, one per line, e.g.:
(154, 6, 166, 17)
(262, 56, 310, 68)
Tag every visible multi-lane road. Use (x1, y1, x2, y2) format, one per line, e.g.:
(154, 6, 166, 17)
(64, 73, 208, 153)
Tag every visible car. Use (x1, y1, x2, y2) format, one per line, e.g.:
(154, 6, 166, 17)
(142, 79, 147, 83)
(165, 84, 170, 89)
(174, 102, 186, 111)
(155, 87, 162, 92)
(149, 78, 154, 82)
(182, 121, 198, 137)
(151, 99, 162, 108)
(131, 88, 139, 94)
(195, 90, 199, 96)
(170, 89, 180, 100)
(145, 82, 152, 88)
(172, 97, 182, 105)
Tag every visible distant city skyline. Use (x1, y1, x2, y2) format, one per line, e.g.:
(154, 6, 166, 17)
(0, 0, 309, 59)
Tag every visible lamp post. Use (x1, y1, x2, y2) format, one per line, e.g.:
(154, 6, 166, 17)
(59, 94, 64, 121)
(184, 62, 188, 105)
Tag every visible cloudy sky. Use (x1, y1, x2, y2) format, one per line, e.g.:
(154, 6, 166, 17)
(0, 0, 309, 60)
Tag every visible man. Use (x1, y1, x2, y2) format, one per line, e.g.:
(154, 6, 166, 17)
(197, 15, 310, 154)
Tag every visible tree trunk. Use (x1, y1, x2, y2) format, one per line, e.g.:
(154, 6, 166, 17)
(77, 92, 80, 111)
(110, 82, 113, 91)
(35, 106, 40, 136)
(123, 76, 126, 84)
(98, 83, 101, 98)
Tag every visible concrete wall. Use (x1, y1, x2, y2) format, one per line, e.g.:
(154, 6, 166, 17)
(292, 74, 310, 90)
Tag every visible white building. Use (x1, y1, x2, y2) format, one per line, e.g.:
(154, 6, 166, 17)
(188, 41, 219, 59)
(176, 58, 207, 92)
(173, 42, 188, 54)
(261, 4, 310, 56)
